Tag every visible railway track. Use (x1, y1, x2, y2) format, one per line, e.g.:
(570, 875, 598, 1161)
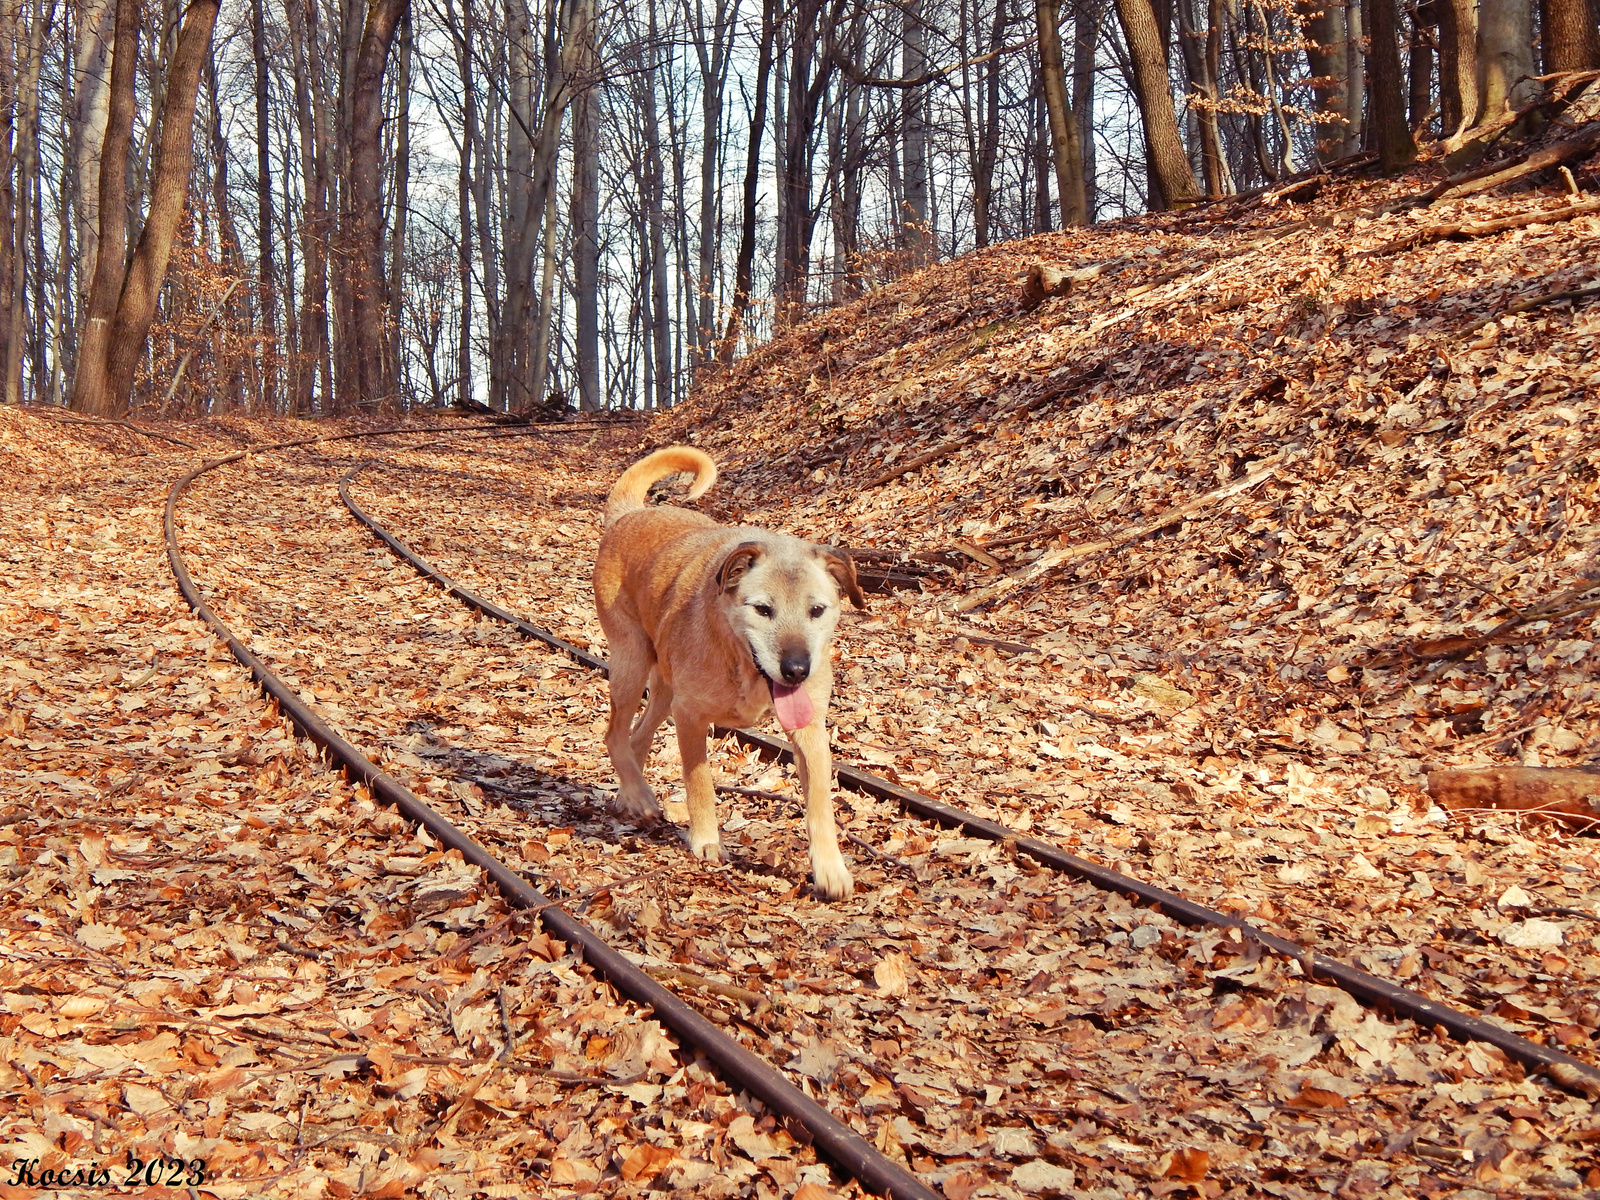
(168, 426, 1600, 1197)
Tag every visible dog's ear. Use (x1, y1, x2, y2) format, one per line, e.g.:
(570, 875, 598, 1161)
(820, 547, 867, 610)
(717, 541, 764, 592)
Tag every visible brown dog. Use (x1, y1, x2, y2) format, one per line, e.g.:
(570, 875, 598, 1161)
(592, 447, 866, 900)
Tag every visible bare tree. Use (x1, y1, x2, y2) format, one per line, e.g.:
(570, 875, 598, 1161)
(1364, 0, 1416, 170)
(1114, 0, 1199, 206)
(70, 0, 138, 415)
(1038, 0, 1089, 221)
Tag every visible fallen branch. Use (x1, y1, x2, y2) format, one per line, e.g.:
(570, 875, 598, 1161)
(949, 539, 1003, 570)
(1429, 767, 1600, 828)
(42, 412, 200, 450)
(643, 964, 773, 1011)
(1462, 281, 1600, 336)
(862, 432, 981, 489)
(1369, 575, 1600, 668)
(1440, 70, 1600, 165)
(1365, 196, 1600, 256)
(954, 453, 1291, 611)
(1435, 120, 1600, 202)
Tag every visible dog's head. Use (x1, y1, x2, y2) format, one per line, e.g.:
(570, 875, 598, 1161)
(717, 537, 866, 729)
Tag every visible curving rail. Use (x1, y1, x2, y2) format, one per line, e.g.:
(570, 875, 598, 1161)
(166, 436, 941, 1200)
(338, 459, 1600, 1101)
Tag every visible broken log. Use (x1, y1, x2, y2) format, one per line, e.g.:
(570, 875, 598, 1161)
(1022, 264, 1074, 310)
(1020, 262, 1105, 311)
(1429, 767, 1600, 827)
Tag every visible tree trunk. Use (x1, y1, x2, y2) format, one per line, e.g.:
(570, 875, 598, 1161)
(971, 0, 1005, 245)
(1476, 0, 1535, 119)
(692, 0, 738, 369)
(1039, 0, 1090, 222)
(285, 0, 330, 415)
(1409, 0, 1435, 133)
(337, 0, 405, 411)
(527, 182, 559, 409)
(1297, 0, 1348, 155)
(499, 0, 534, 411)
(1114, 0, 1199, 207)
(1436, 0, 1477, 139)
(1254, 1, 1298, 175)
(70, 0, 116, 297)
(388, 7, 410, 406)
(253, 0, 278, 412)
(643, 4, 671, 409)
(901, 0, 931, 255)
(91, 0, 221, 417)
(70, 0, 140, 415)
(1344, 0, 1365, 154)
(839, 65, 865, 292)
(717, 0, 775, 360)
(1031, 74, 1051, 230)
(1364, 0, 1417, 169)
(5, 4, 46, 407)
(570, 29, 600, 411)
(1544, 0, 1600, 70)
(1072, 0, 1103, 218)
(205, 53, 247, 412)
(1177, 0, 1227, 194)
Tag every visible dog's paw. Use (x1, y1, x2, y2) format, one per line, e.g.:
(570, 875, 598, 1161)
(810, 855, 854, 902)
(689, 837, 724, 863)
(615, 785, 661, 822)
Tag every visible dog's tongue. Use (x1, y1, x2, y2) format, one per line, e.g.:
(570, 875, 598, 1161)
(769, 682, 814, 731)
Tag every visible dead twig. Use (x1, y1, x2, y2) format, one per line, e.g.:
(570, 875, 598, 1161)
(845, 831, 919, 878)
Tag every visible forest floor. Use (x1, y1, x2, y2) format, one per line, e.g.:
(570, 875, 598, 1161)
(4, 153, 1600, 1200)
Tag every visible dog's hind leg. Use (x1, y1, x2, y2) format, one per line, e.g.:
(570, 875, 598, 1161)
(602, 631, 661, 821)
(630, 668, 673, 764)
(790, 720, 853, 901)
(675, 714, 722, 862)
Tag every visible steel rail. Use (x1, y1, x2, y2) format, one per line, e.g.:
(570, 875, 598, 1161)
(339, 462, 1600, 1100)
(167, 447, 940, 1200)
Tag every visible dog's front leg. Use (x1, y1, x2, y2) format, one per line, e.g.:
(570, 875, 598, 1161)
(789, 721, 853, 901)
(676, 717, 723, 862)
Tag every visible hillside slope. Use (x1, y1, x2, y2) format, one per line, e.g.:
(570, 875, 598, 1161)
(668, 163, 1600, 795)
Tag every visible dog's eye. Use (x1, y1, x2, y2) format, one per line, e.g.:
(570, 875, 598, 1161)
(754, 603, 774, 618)
(809, 604, 826, 619)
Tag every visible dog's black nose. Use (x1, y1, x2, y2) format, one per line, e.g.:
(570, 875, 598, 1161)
(779, 652, 810, 684)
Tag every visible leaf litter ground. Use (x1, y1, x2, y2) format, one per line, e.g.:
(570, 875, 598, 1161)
(4, 161, 1600, 1199)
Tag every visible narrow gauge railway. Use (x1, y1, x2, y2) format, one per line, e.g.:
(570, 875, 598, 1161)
(166, 432, 934, 1199)
(173, 428, 1600, 1196)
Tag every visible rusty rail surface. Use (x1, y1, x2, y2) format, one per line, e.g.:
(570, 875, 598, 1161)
(164, 443, 941, 1200)
(339, 461, 1600, 1101)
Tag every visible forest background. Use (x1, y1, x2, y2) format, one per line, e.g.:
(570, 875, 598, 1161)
(0, 0, 1595, 420)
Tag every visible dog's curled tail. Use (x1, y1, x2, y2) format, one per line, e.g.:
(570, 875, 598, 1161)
(603, 446, 718, 527)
